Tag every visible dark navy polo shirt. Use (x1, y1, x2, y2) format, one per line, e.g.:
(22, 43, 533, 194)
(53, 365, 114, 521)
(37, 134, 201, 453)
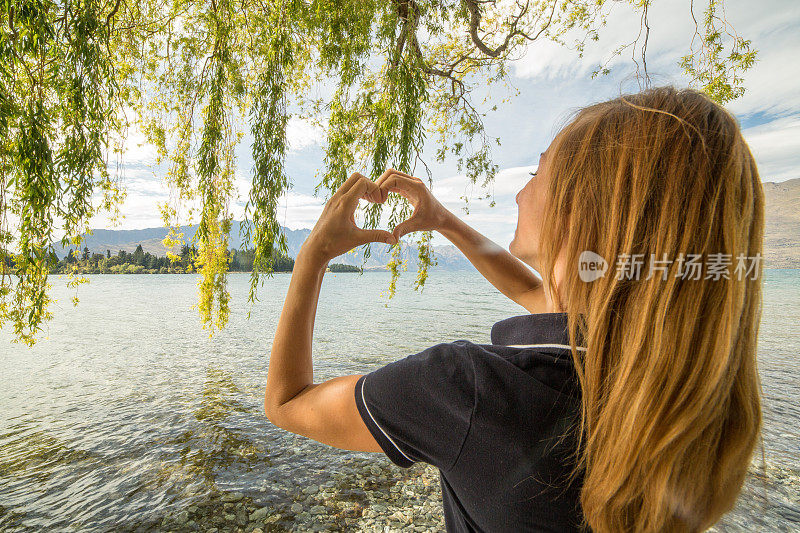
(355, 313, 583, 532)
(354, 312, 587, 532)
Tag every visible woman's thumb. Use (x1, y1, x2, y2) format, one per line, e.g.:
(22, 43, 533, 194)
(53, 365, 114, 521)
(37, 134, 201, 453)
(392, 220, 414, 241)
(362, 229, 397, 245)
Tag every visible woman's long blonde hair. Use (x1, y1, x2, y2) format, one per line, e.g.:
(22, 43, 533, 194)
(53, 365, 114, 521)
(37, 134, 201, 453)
(539, 85, 765, 532)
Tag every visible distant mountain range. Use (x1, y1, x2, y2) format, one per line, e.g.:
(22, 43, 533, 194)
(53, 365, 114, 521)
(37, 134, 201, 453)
(52, 220, 475, 271)
(762, 177, 800, 268)
(53, 177, 800, 270)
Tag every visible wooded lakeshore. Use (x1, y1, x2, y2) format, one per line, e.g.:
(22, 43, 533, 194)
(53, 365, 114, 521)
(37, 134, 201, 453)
(47, 245, 364, 274)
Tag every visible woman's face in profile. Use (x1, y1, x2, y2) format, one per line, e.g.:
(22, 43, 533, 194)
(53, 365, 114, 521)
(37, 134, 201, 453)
(509, 148, 551, 270)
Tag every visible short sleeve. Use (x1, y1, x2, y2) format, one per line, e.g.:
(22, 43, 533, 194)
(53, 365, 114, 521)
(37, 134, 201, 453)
(354, 342, 477, 471)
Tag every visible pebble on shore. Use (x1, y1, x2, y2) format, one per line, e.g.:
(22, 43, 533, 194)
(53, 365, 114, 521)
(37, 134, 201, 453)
(128, 460, 445, 532)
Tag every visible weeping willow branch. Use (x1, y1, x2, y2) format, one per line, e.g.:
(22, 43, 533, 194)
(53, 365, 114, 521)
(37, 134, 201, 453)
(0, 0, 759, 345)
(242, 0, 294, 314)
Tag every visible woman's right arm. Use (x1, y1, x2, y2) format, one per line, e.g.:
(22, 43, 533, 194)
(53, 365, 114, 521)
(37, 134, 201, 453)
(437, 211, 547, 313)
(375, 169, 547, 314)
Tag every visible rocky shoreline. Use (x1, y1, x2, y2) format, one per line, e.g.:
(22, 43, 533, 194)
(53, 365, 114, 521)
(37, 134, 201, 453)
(90, 451, 800, 532)
(123, 459, 445, 532)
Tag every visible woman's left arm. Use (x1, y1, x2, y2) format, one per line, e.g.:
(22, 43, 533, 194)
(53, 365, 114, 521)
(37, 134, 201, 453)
(263, 171, 395, 452)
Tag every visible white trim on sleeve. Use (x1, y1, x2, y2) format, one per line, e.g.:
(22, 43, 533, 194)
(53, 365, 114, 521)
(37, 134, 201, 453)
(360, 374, 415, 463)
(507, 343, 587, 351)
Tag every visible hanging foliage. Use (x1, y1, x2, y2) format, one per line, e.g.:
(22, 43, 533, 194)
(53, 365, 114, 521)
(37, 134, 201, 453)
(0, 0, 758, 345)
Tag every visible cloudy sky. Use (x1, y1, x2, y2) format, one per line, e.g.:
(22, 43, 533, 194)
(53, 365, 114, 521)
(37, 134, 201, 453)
(96, 0, 799, 249)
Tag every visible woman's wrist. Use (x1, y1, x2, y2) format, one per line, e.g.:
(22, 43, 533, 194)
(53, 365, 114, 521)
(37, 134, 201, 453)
(297, 241, 330, 271)
(437, 209, 461, 240)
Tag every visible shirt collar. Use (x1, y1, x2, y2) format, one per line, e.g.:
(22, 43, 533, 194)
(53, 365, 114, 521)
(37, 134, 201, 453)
(491, 312, 586, 349)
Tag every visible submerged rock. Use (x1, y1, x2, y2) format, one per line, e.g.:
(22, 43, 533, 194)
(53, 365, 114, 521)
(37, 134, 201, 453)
(249, 507, 269, 522)
(302, 484, 319, 495)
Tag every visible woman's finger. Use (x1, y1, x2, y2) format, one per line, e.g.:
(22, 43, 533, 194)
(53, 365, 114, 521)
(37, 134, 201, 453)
(380, 174, 422, 197)
(387, 186, 414, 203)
(392, 213, 420, 240)
(376, 169, 422, 202)
(357, 228, 397, 246)
(376, 167, 415, 185)
(363, 179, 387, 203)
(335, 172, 366, 199)
(374, 171, 395, 203)
(343, 176, 381, 208)
(375, 170, 421, 190)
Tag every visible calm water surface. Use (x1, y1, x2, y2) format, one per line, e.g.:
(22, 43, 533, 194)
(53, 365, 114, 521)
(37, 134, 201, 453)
(1, 269, 798, 531)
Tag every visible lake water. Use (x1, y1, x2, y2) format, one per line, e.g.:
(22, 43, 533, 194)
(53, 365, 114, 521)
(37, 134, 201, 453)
(1, 269, 798, 532)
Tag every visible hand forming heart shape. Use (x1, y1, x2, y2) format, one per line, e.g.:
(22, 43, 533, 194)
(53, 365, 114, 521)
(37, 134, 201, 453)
(301, 168, 451, 263)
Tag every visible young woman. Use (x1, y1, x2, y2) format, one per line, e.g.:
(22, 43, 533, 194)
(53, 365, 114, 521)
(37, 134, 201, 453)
(264, 85, 764, 532)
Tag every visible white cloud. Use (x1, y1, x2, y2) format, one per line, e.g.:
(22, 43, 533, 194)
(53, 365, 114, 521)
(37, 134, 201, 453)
(110, 119, 160, 166)
(421, 166, 531, 248)
(511, 0, 800, 119)
(725, 28, 800, 117)
(510, 0, 692, 81)
(286, 116, 325, 153)
(271, 191, 325, 230)
(742, 116, 800, 182)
